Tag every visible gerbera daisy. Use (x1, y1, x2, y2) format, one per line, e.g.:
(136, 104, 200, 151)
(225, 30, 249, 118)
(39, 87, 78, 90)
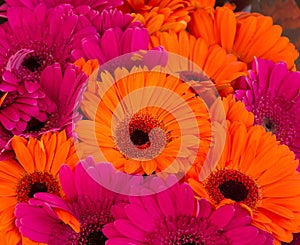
(75, 62, 215, 176)
(188, 121, 300, 243)
(15, 158, 129, 244)
(5, 0, 122, 12)
(119, 0, 192, 34)
(150, 30, 247, 96)
(235, 57, 300, 167)
(26, 63, 88, 137)
(72, 8, 151, 66)
(188, 6, 299, 69)
(0, 130, 78, 244)
(103, 182, 274, 244)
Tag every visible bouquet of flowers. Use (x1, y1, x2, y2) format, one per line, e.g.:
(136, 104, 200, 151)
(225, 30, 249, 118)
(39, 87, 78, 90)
(0, 0, 299, 244)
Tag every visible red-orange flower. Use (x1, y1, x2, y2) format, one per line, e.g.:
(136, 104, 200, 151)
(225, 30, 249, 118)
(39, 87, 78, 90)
(188, 6, 299, 69)
(189, 122, 300, 243)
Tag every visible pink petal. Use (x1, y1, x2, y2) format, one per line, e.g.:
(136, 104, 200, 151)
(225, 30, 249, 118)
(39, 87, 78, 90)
(114, 219, 146, 241)
(176, 184, 195, 216)
(225, 226, 259, 243)
(210, 205, 235, 228)
(125, 204, 156, 232)
(157, 189, 175, 217)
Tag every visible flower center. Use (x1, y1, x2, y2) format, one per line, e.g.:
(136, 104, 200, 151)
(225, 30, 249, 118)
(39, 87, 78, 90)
(114, 110, 169, 160)
(86, 230, 107, 245)
(25, 112, 60, 136)
(64, 201, 113, 245)
(218, 180, 248, 202)
(7, 42, 56, 81)
(262, 117, 276, 133)
(204, 169, 260, 208)
(16, 171, 60, 203)
(22, 55, 42, 72)
(128, 112, 163, 150)
(145, 215, 229, 245)
(253, 93, 295, 146)
(130, 129, 150, 147)
(28, 182, 48, 198)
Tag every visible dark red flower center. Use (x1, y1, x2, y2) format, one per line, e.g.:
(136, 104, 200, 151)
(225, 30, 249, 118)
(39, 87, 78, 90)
(145, 215, 229, 244)
(204, 169, 260, 208)
(22, 55, 42, 72)
(262, 117, 277, 134)
(114, 110, 169, 160)
(85, 230, 107, 245)
(128, 112, 163, 149)
(16, 171, 60, 203)
(25, 112, 60, 136)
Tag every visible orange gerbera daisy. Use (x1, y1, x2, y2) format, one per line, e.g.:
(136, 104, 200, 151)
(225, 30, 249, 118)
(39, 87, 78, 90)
(150, 30, 247, 96)
(188, 6, 299, 69)
(0, 131, 78, 244)
(188, 121, 300, 244)
(75, 65, 214, 176)
(120, 0, 192, 34)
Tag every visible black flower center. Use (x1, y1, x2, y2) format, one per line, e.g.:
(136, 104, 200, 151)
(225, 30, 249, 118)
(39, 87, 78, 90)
(204, 169, 260, 208)
(22, 56, 42, 72)
(218, 180, 248, 202)
(28, 182, 48, 198)
(130, 129, 150, 146)
(26, 118, 47, 133)
(262, 117, 276, 133)
(86, 230, 107, 245)
(16, 171, 61, 203)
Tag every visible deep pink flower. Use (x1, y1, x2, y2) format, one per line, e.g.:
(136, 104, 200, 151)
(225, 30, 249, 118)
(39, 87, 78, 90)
(235, 57, 300, 168)
(15, 157, 130, 244)
(0, 4, 96, 136)
(23, 62, 88, 137)
(103, 182, 274, 245)
(72, 8, 151, 65)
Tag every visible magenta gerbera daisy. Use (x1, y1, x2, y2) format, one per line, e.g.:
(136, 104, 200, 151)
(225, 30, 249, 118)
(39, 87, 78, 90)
(103, 182, 274, 245)
(72, 8, 150, 65)
(15, 157, 129, 244)
(235, 57, 300, 168)
(24, 62, 88, 137)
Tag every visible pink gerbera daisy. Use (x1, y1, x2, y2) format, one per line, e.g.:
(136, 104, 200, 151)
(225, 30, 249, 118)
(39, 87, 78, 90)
(72, 8, 151, 65)
(103, 182, 274, 245)
(235, 57, 300, 168)
(15, 157, 130, 244)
